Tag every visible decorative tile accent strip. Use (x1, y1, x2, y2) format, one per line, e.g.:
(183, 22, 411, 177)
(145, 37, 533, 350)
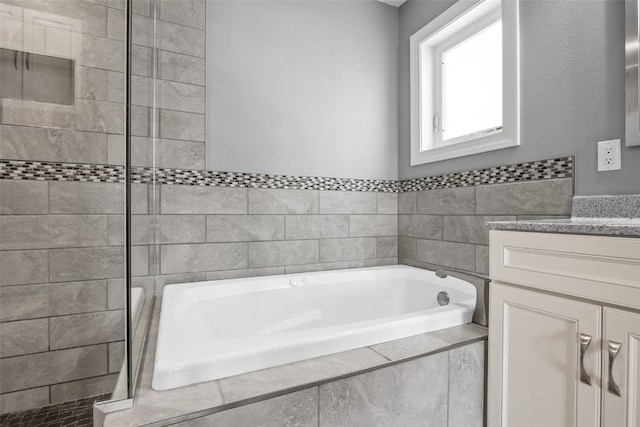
(0, 160, 399, 192)
(399, 156, 573, 192)
(144, 168, 399, 192)
(1, 156, 573, 192)
(0, 393, 110, 427)
(0, 160, 124, 183)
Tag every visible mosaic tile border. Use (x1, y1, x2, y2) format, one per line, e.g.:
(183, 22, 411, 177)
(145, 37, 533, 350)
(0, 156, 573, 192)
(399, 156, 573, 192)
(0, 393, 110, 427)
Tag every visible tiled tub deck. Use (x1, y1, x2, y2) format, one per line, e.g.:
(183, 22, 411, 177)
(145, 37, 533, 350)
(103, 298, 487, 427)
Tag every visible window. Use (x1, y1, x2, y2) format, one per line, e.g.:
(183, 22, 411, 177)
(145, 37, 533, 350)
(410, 0, 519, 165)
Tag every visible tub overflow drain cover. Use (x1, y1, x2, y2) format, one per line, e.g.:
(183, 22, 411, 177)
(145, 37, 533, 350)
(437, 291, 450, 306)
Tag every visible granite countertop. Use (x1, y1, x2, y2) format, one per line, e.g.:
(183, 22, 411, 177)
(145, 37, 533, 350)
(487, 217, 640, 237)
(487, 194, 640, 237)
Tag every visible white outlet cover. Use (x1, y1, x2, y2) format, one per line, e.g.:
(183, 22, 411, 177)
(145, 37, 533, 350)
(597, 139, 622, 171)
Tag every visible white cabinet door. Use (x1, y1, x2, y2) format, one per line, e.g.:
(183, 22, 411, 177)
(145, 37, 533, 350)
(602, 308, 640, 427)
(488, 283, 602, 427)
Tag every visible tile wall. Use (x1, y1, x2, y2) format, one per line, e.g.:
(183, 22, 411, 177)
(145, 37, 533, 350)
(398, 178, 573, 276)
(125, 186, 398, 294)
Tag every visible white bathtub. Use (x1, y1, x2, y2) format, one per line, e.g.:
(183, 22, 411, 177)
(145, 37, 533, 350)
(152, 265, 476, 391)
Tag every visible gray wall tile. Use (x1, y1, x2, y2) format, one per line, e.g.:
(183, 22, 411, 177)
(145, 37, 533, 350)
(161, 186, 247, 214)
(160, 243, 248, 273)
(75, 99, 124, 133)
(398, 191, 416, 214)
(49, 182, 123, 214)
(377, 192, 398, 214)
(476, 178, 573, 215)
(205, 267, 284, 281)
(398, 236, 417, 259)
(158, 50, 205, 85)
(0, 344, 107, 393)
(106, 71, 125, 103)
(0, 281, 107, 322)
(106, 134, 124, 165)
(319, 238, 377, 262)
(319, 352, 448, 427)
(107, 7, 125, 41)
(208, 215, 285, 242)
(157, 20, 205, 57)
(350, 215, 397, 237)
(50, 374, 118, 404)
(0, 250, 48, 286)
(50, 310, 124, 350)
(0, 319, 49, 357)
(398, 214, 443, 239)
(248, 240, 319, 268)
(0, 215, 107, 250)
(249, 189, 318, 214)
(449, 341, 485, 427)
(416, 239, 476, 272)
(155, 80, 205, 114)
(416, 187, 475, 215)
(443, 215, 516, 245)
(4, 0, 109, 37)
(132, 45, 152, 77)
(159, 0, 206, 29)
(131, 245, 150, 277)
(132, 105, 151, 137)
(108, 341, 125, 373)
(0, 125, 107, 164)
(286, 215, 348, 239)
(178, 388, 317, 427)
(284, 262, 350, 274)
(0, 103, 74, 130)
(158, 109, 205, 141)
(349, 257, 397, 268)
(0, 387, 49, 415)
(377, 236, 398, 258)
(118, 215, 207, 245)
(107, 279, 125, 310)
(218, 348, 386, 403)
(475, 245, 489, 275)
(76, 66, 107, 101)
(49, 247, 123, 282)
(319, 191, 377, 214)
(0, 181, 48, 215)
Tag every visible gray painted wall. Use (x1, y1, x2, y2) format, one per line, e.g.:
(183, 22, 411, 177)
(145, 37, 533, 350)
(206, 1, 399, 181)
(398, 0, 640, 196)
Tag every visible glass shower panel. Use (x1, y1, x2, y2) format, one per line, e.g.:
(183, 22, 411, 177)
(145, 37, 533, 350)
(0, 0, 128, 416)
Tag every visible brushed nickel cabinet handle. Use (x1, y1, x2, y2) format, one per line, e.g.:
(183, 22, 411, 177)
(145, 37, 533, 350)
(608, 341, 622, 397)
(25, 52, 29, 71)
(579, 333, 592, 386)
(14, 50, 18, 69)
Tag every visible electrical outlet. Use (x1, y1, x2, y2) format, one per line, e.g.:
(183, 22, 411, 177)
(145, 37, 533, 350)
(597, 139, 622, 171)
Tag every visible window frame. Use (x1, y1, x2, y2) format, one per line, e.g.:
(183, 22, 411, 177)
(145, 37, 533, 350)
(410, 0, 519, 165)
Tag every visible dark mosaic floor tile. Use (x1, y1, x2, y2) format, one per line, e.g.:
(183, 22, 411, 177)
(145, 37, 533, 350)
(0, 394, 110, 427)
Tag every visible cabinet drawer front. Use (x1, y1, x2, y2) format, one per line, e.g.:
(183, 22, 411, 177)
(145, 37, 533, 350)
(490, 231, 640, 310)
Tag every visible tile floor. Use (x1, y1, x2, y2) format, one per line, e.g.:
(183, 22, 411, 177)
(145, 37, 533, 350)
(0, 394, 110, 427)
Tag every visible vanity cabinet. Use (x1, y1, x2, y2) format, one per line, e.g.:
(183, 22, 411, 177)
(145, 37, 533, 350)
(488, 231, 640, 427)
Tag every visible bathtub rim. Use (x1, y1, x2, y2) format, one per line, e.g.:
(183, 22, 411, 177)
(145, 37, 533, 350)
(153, 265, 478, 389)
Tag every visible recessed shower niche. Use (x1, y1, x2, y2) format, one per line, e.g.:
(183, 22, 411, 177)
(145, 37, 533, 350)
(0, 48, 74, 105)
